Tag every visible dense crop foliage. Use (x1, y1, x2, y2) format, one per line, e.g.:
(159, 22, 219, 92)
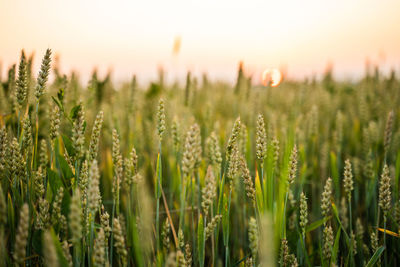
(0, 50, 399, 266)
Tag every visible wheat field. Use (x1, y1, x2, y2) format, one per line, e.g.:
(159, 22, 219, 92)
(0, 49, 399, 266)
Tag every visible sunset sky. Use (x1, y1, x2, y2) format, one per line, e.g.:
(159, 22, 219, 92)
(1, 0, 400, 84)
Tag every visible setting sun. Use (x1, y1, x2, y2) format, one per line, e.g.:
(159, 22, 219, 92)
(262, 68, 282, 87)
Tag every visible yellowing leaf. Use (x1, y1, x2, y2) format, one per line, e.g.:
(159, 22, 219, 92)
(377, 228, 400, 238)
(254, 168, 263, 212)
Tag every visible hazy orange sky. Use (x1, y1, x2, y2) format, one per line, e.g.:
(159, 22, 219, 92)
(1, 0, 400, 84)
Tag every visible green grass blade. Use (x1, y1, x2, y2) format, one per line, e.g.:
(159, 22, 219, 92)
(365, 246, 385, 267)
(198, 214, 205, 267)
(305, 217, 330, 233)
(331, 226, 341, 265)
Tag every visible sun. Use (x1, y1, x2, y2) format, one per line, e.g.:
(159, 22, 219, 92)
(262, 68, 282, 87)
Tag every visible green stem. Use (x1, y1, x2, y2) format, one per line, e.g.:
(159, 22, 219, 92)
(17, 109, 21, 140)
(74, 160, 80, 188)
(73, 244, 81, 267)
(225, 190, 232, 267)
(225, 246, 229, 267)
(50, 139, 54, 168)
(211, 204, 215, 267)
(270, 168, 274, 212)
(89, 215, 94, 267)
(196, 170, 201, 219)
(260, 163, 266, 212)
(384, 217, 387, 267)
(82, 189, 89, 265)
(348, 197, 353, 266)
(33, 101, 39, 170)
(110, 200, 116, 265)
(300, 229, 311, 267)
(156, 142, 162, 254)
(191, 175, 196, 264)
(156, 195, 160, 253)
(260, 163, 264, 187)
(282, 189, 289, 239)
(179, 175, 186, 230)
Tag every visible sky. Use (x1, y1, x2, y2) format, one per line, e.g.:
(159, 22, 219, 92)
(1, 0, 400, 84)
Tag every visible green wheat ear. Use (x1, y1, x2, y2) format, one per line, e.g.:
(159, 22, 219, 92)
(72, 102, 86, 160)
(185, 244, 192, 266)
(50, 104, 61, 141)
(178, 228, 185, 250)
(88, 110, 104, 162)
(87, 160, 101, 213)
(201, 166, 216, 217)
(100, 205, 111, 242)
(343, 159, 354, 201)
(240, 156, 256, 205)
(93, 228, 106, 266)
(206, 131, 222, 167)
(15, 50, 27, 108)
(161, 218, 171, 251)
(171, 116, 181, 152)
(279, 238, 297, 266)
(112, 129, 123, 201)
(256, 114, 267, 161)
(205, 215, 222, 240)
(259, 214, 274, 267)
(227, 144, 240, 189)
(14, 203, 29, 264)
(384, 110, 394, 156)
(321, 177, 333, 219)
(21, 115, 32, 152)
(113, 217, 128, 266)
(157, 98, 166, 141)
(287, 145, 298, 186)
(379, 164, 391, 218)
(299, 192, 308, 235)
(39, 139, 49, 169)
(36, 198, 50, 230)
(226, 117, 241, 160)
(62, 240, 73, 267)
(248, 217, 259, 259)
(43, 231, 59, 267)
(35, 48, 52, 99)
(0, 128, 8, 172)
(0, 185, 6, 227)
(51, 187, 64, 225)
(69, 189, 82, 245)
(181, 123, 199, 177)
